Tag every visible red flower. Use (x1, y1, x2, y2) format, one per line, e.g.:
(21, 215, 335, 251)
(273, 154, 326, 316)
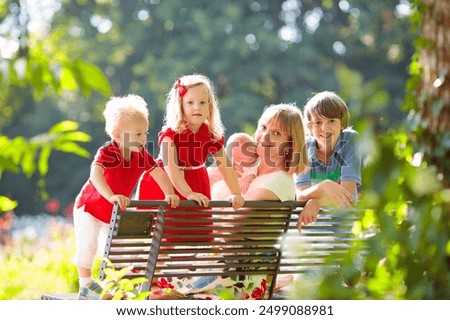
(130, 266, 140, 274)
(152, 277, 174, 289)
(250, 279, 267, 300)
(45, 198, 61, 214)
(175, 79, 187, 97)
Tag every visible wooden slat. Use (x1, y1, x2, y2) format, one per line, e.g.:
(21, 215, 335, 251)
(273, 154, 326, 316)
(42, 200, 370, 300)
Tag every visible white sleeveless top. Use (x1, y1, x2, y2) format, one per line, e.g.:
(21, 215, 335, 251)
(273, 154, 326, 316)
(210, 165, 258, 201)
(245, 171, 295, 202)
(211, 169, 295, 202)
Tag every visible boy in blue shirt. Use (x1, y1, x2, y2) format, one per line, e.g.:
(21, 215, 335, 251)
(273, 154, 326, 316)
(295, 91, 361, 230)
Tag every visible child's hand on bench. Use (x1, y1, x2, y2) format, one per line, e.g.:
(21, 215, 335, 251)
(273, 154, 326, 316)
(165, 194, 180, 208)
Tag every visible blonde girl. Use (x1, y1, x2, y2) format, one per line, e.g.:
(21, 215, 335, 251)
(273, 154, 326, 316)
(137, 74, 244, 241)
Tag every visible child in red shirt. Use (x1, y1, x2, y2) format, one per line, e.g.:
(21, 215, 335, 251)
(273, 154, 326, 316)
(73, 94, 179, 299)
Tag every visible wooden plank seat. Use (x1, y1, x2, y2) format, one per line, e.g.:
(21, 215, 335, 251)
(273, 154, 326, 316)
(41, 200, 368, 300)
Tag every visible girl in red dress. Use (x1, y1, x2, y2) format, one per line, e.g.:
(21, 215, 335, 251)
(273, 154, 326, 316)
(137, 74, 244, 241)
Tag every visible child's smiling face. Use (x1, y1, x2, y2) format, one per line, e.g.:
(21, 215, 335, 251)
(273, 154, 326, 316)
(308, 114, 342, 151)
(115, 115, 149, 153)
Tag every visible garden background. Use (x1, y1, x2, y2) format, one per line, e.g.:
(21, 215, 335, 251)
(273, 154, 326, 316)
(0, 0, 448, 299)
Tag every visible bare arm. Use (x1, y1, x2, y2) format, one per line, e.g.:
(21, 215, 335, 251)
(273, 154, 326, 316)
(340, 180, 357, 199)
(161, 137, 209, 207)
(297, 198, 321, 231)
(148, 167, 180, 207)
(214, 147, 241, 194)
(90, 164, 130, 209)
(295, 180, 355, 231)
(213, 147, 244, 209)
(296, 180, 353, 208)
(238, 164, 257, 194)
(239, 173, 256, 195)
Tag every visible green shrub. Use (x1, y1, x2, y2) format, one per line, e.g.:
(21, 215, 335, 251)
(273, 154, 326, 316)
(0, 218, 78, 299)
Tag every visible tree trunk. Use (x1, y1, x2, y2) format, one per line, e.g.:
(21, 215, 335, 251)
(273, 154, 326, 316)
(417, 0, 450, 183)
(418, 0, 450, 133)
(418, 0, 450, 287)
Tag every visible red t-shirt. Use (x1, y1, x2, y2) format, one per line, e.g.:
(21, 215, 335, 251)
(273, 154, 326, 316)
(75, 141, 157, 223)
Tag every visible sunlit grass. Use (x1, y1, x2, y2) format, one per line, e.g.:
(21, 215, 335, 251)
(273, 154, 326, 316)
(0, 218, 78, 300)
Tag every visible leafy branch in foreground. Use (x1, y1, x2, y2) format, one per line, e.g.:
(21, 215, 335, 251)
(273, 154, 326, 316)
(0, 120, 91, 214)
(100, 261, 151, 300)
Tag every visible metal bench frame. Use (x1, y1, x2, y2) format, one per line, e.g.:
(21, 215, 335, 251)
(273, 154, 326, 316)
(42, 200, 365, 300)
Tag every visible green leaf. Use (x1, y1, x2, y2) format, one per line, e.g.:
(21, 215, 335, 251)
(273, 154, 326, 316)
(49, 120, 79, 133)
(26, 57, 46, 100)
(60, 66, 79, 91)
(134, 292, 152, 300)
(0, 196, 18, 212)
(21, 146, 37, 177)
(8, 136, 28, 165)
(58, 131, 92, 143)
(0, 155, 19, 174)
(73, 60, 112, 97)
(38, 146, 52, 176)
(54, 141, 90, 157)
(128, 277, 148, 286)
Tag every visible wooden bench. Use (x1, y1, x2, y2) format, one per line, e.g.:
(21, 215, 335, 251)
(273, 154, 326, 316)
(42, 200, 367, 300)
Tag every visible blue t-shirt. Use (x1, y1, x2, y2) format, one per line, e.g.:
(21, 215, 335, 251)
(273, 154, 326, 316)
(295, 129, 362, 200)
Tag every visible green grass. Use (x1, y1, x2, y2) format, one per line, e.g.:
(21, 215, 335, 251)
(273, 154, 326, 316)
(0, 218, 78, 299)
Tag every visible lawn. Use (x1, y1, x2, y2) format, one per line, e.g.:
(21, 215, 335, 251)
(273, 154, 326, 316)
(0, 216, 78, 300)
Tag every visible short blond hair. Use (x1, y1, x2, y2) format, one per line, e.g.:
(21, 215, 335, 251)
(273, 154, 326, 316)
(258, 103, 307, 175)
(163, 74, 224, 140)
(103, 94, 149, 138)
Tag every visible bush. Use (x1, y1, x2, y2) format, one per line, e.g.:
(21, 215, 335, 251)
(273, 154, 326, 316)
(0, 218, 78, 299)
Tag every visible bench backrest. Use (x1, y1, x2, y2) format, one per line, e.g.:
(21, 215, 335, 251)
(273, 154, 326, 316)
(99, 200, 364, 299)
(280, 209, 367, 276)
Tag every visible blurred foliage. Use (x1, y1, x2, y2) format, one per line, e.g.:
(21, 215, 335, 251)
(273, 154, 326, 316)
(0, 121, 91, 214)
(1, 0, 414, 215)
(0, 218, 78, 299)
(0, 195, 17, 213)
(101, 262, 152, 300)
(0, 0, 447, 300)
(290, 0, 449, 299)
(291, 129, 449, 299)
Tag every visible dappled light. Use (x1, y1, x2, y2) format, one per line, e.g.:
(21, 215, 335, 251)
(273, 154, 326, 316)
(0, 0, 448, 301)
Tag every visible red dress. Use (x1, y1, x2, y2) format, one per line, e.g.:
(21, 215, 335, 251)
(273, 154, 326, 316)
(75, 140, 157, 223)
(138, 123, 224, 241)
